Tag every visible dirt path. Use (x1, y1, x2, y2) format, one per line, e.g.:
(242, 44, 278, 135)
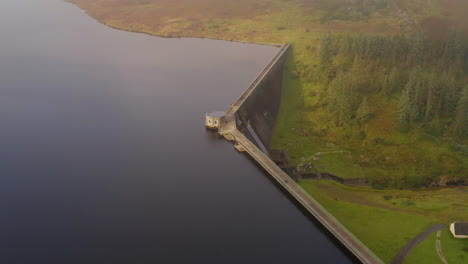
(390, 224, 446, 264)
(436, 230, 449, 264)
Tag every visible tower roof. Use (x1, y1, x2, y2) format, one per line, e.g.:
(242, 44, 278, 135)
(207, 111, 225, 118)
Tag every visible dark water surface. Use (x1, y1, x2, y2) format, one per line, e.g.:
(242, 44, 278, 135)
(0, 0, 354, 263)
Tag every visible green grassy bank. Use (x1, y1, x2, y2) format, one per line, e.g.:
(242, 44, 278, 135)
(300, 180, 468, 262)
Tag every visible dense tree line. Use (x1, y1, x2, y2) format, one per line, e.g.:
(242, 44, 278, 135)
(318, 0, 389, 23)
(317, 30, 468, 139)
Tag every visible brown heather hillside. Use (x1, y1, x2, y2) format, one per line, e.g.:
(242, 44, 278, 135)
(68, 0, 407, 42)
(68, 0, 468, 41)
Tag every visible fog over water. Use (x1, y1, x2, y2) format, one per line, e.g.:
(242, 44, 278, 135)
(0, 0, 354, 263)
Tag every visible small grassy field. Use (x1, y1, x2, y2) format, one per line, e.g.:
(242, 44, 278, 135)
(441, 228, 468, 263)
(300, 179, 468, 263)
(403, 232, 441, 264)
(404, 228, 468, 264)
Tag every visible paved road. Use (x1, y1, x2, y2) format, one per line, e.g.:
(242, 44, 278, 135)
(390, 224, 446, 264)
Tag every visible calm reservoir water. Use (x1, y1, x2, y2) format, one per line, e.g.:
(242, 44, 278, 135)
(0, 0, 354, 263)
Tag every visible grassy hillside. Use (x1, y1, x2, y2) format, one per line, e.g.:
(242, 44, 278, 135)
(272, 31, 468, 188)
(67, 0, 468, 38)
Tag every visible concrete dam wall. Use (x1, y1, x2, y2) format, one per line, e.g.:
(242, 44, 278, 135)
(234, 45, 288, 152)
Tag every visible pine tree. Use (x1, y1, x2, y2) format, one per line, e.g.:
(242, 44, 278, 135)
(381, 74, 390, 96)
(381, 67, 398, 96)
(398, 78, 420, 131)
(328, 72, 352, 127)
(356, 96, 369, 123)
(424, 73, 436, 121)
(339, 34, 352, 55)
(443, 28, 464, 65)
(413, 70, 428, 120)
(398, 88, 412, 130)
(336, 86, 351, 127)
(389, 67, 399, 92)
(463, 45, 468, 73)
(402, 67, 424, 121)
(410, 30, 425, 65)
(382, 37, 393, 63)
(452, 86, 468, 138)
(319, 33, 335, 82)
(391, 34, 409, 64)
(440, 74, 459, 115)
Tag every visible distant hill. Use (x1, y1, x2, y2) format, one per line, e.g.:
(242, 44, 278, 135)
(68, 0, 468, 40)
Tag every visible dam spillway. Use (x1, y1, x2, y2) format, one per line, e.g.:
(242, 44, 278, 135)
(216, 44, 384, 264)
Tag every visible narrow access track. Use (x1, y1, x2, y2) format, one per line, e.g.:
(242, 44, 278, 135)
(390, 224, 446, 264)
(436, 230, 449, 264)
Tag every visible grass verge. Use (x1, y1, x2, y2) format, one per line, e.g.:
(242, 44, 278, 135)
(299, 179, 468, 263)
(403, 232, 441, 264)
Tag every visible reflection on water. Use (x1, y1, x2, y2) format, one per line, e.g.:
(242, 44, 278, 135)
(0, 0, 354, 263)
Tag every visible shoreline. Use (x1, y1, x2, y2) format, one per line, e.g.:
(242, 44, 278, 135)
(64, 0, 282, 47)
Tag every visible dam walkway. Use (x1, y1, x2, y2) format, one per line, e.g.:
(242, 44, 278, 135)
(221, 128, 382, 264)
(217, 44, 383, 264)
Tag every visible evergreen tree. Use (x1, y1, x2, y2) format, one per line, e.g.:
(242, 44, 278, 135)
(452, 86, 468, 138)
(335, 86, 352, 127)
(398, 88, 412, 130)
(328, 72, 352, 127)
(440, 74, 459, 115)
(381, 74, 390, 96)
(398, 80, 419, 131)
(413, 70, 428, 119)
(410, 30, 425, 65)
(356, 96, 370, 123)
(319, 33, 335, 82)
(381, 67, 398, 96)
(424, 73, 436, 121)
(404, 67, 425, 121)
(381, 37, 393, 62)
(339, 34, 353, 55)
(391, 34, 409, 64)
(443, 28, 464, 65)
(317, 31, 468, 135)
(463, 45, 468, 73)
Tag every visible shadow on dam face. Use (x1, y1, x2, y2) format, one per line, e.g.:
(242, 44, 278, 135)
(234, 55, 283, 153)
